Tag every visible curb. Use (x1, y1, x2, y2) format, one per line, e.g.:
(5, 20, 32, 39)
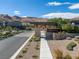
(10, 32, 35, 59)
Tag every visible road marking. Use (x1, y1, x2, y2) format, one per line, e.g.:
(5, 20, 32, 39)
(10, 32, 35, 59)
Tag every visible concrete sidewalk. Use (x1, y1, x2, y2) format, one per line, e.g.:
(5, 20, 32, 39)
(40, 31, 53, 59)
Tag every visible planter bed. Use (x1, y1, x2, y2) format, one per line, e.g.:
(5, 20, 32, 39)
(16, 35, 40, 59)
(47, 39, 79, 59)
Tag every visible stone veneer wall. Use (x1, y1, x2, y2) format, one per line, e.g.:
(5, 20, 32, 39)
(35, 28, 41, 37)
(53, 32, 67, 40)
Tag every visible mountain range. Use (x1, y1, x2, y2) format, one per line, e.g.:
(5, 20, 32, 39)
(0, 14, 48, 22)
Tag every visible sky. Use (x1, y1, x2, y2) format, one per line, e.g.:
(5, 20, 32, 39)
(0, 0, 79, 18)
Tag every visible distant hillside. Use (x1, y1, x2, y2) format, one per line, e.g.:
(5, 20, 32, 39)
(0, 14, 48, 22)
(21, 17, 48, 22)
(0, 14, 21, 22)
(72, 17, 79, 20)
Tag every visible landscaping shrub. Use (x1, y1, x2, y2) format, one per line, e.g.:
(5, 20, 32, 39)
(54, 49, 63, 59)
(32, 55, 38, 59)
(35, 45, 40, 50)
(25, 47, 28, 50)
(35, 47, 40, 50)
(66, 42, 77, 51)
(35, 37, 40, 41)
(29, 40, 32, 42)
(27, 43, 30, 46)
(32, 35, 40, 42)
(22, 49, 27, 54)
(64, 54, 72, 59)
(74, 39, 79, 44)
(76, 56, 79, 59)
(17, 55, 23, 58)
(32, 35, 37, 39)
(75, 36, 79, 39)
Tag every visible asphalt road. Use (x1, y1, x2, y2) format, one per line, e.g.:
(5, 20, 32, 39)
(0, 31, 33, 59)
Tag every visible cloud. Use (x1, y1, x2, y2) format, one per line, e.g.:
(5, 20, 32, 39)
(47, 1, 73, 6)
(69, 3, 79, 9)
(14, 10, 21, 15)
(22, 16, 27, 17)
(42, 12, 79, 19)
